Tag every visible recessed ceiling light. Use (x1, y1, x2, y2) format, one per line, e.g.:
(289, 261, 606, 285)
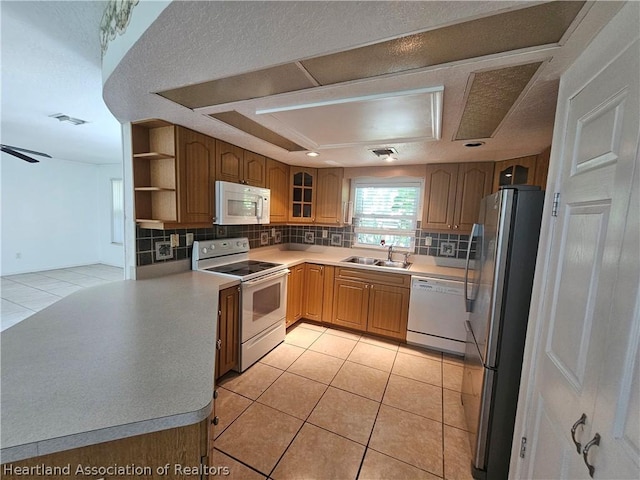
(463, 141, 485, 148)
(306, 151, 320, 157)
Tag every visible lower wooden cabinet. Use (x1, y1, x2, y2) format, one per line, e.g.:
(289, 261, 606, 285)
(286, 263, 305, 327)
(216, 285, 239, 379)
(303, 263, 325, 321)
(332, 267, 410, 341)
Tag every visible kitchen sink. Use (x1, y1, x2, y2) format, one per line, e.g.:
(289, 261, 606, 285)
(342, 256, 378, 265)
(341, 256, 411, 269)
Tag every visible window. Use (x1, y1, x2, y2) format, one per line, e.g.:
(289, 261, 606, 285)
(111, 179, 124, 245)
(352, 178, 421, 250)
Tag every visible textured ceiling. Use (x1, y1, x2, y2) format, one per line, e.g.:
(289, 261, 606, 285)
(0, 1, 122, 165)
(103, 1, 624, 168)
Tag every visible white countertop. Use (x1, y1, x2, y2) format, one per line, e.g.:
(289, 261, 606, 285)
(0, 272, 237, 463)
(248, 245, 467, 281)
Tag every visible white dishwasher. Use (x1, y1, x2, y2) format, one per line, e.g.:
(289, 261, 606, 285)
(407, 276, 469, 354)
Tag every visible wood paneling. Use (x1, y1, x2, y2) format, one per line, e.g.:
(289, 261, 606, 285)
(422, 163, 458, 230)
(217, 285, 239, 379)
(265, 158, 289, 223)
(454, 162, 494, 231)
(332, 279, 369, 330)
(366, 284, 409, 341)
(286, 263, 305, 327)
(303, 263, 324, 321)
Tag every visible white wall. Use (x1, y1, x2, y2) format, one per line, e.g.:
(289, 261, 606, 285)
(1, 156, 124, 275)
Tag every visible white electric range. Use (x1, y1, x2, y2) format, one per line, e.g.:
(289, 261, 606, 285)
(192, 238, 288, 371)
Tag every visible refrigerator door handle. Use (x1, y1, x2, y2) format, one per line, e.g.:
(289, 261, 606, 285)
(464, 223, 482, 312)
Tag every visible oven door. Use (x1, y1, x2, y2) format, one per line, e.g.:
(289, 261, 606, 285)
(241, 269, 288, 342)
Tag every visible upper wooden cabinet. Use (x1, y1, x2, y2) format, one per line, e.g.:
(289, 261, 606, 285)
(533, 147, 550, 190)
(265, 158, 289, 224)
(132, 121, 214, 230)
(422, 162, 494, 233)
(316, 168, 349, 225)
(289, 167, 349, 224)
(289, 167, 317, 223)
(215, 140, 266, 187)
(493, 155, 536, 191)
(176, 126, 215, 224)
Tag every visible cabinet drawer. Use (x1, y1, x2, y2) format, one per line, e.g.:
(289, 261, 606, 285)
(335, 267, 410, 287)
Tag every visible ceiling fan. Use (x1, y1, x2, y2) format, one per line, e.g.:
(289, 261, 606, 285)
(0, 144, 52, 163)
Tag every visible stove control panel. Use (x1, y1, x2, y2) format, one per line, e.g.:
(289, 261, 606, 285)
(192, 238, 250, 261)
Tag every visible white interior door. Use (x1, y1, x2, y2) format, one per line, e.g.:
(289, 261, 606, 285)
(518, 4, 639, 479)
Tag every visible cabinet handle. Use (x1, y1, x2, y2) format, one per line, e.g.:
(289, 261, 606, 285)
(211, 416, 219, 425)
(571, 413, 587, 453)
(447, 224, 451, 228)
(216, 339, 222, 350)
(582, 433, 600, 478)
(213, 389, 219, 399)
(454, 225, 459, 229)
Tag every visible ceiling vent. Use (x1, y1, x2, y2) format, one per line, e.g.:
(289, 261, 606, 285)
(49, 113, 88, 125)
(370, 147, 397, 158)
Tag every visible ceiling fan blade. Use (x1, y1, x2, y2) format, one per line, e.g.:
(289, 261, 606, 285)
(0, 144, 52, 158)
(0, 146, 40, 163)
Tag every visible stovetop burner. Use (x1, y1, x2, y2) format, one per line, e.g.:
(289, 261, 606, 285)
(203, 260, 282, 277)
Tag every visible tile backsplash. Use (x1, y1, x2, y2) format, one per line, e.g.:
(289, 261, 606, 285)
(136, 222, 474, 266)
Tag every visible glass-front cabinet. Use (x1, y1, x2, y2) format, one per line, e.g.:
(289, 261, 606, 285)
(289, 167, 317, 222)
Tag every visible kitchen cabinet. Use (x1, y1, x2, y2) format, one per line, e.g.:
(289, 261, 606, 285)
(289, 167, 317, 223)
(265, 158, 289, 224)
(302, 263, 325, 322)
(332, 267, 410, 340)
(315, 168, 349, 225)
(533, 146, 550, 190)
(422, 162, 494, 233)
(216, 285, 239, 379)
(2, 420, 210, 480)
(286, 263, 305, 327)
(215, 140, 266, 187)
(493, 154, 537, 191)
(132, 121, 215, 230)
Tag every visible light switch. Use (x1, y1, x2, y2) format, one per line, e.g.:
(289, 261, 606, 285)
(170, 234, 180, 247)
(186, 233, 194, 246)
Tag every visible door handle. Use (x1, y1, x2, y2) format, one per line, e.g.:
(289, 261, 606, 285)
(582, 432, 600, 478)
(570, 413, 587, 453)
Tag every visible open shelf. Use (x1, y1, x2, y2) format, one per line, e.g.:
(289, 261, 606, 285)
(134, 187, 176, 192)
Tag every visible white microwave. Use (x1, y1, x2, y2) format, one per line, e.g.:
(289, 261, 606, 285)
(214, 180, 271, 225)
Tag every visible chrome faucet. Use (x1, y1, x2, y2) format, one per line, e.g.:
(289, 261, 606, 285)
(388, 245, 394, 261)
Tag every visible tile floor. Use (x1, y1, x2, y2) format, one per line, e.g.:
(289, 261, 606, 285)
(1, 264, 124, 331)
(213, 322, 474, 480)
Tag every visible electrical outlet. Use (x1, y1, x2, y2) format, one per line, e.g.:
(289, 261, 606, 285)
(170, 234, 180, 247)
(424, 236, 433, 247)
(322, 229, 328, 239)
(186, 233, 194, 246)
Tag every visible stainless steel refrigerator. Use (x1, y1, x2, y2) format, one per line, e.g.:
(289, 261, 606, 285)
(462, 185, 544, 480)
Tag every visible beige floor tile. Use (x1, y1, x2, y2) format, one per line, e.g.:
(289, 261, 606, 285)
(392, 352, 442, 387)
(382, 374, 442, 422)
(287, 350, 344, 384)
(307, 386, 379, 445)
(443, 363, 463, 392)
(309, 333, 358, 359)
(215, 403, 303, 476)
(259, 343, 306, 370)
(347, 341, 397, 372)
(271, 423, 365, 480)
(369, 404, 443, 477)
(296, 321, 327, 332)
(443, 425, 473, 480)
(359, 335, 399, 351)
(284, 325, 323, 348)
(331, 361, 390, 402)
(257, 372, 327, 420)
(442, 352, 464, 366)
(214, 387, 253, 439)
(358, 449, 442, 480)
(443, 388, 468, 431)
(399, 344, 443, 362)
(324, 328, 362, 341)
(218, 363, 282, 400)
(209, 448, 266, 479)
